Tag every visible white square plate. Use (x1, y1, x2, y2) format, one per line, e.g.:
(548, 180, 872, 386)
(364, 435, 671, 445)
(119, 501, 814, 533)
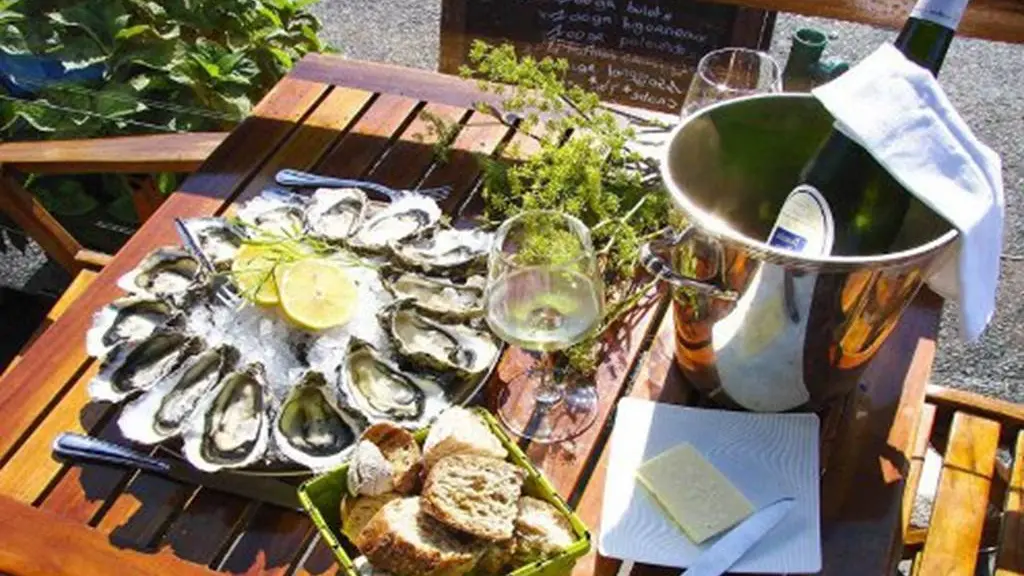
(598, 398, 822, 573)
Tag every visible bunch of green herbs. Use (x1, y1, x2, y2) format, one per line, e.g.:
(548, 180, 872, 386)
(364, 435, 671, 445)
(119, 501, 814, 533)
(435, 42, 672, 374)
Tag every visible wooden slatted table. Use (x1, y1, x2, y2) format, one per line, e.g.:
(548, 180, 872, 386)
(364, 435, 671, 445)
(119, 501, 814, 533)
(0, 54, 944, 576)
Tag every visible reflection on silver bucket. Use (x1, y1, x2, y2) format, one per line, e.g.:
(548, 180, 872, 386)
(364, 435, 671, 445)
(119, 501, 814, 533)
(645, 94, 957, 412)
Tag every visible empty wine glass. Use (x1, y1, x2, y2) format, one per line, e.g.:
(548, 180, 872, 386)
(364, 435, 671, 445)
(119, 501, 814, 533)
(680, 48, 783, 118)
(485, 211, 604, 443)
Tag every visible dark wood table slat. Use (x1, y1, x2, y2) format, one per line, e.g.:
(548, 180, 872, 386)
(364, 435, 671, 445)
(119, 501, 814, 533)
(902, 403, 938, 535)
(312, 93, 422, 180)
(0, 495, 218, 576)
(367, 102, 468, 190)
(917, 412, 1000, 575)
(995, 431, 1023, 576)
(229, 87, 374, 206)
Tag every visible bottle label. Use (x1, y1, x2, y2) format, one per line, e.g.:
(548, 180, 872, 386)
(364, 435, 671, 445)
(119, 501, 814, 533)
(767, 184, 835, 255)
(911, 0, 966, 29)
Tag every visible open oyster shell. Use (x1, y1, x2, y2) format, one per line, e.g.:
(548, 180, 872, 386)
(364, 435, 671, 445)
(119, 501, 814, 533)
(117, 344, 240, 444)
(306, 187, 367, 241)
(347, 194, 441, 253)
(236, 189, 308, 237)
(86, 296, 183, 358)
(381, 299, 499, 379)
(381, 270, 484, 321)
(89, 330, 205, 403)
(182, 362, 272, 472)
(390, 227, 491, 276)
(179, 217, 246, 270)
(117, 247, 204, 300)
(272, 371, 367, 471)
(338, 338, 443, 425)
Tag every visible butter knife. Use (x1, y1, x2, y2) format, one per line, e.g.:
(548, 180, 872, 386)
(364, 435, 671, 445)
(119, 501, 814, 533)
(53, 433, 302, 511)
(682, 496, 796, 576)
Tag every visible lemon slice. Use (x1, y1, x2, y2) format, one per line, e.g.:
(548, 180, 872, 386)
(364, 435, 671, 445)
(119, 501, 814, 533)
(278, 259, 358, 330)
(231, 244, 284, 306)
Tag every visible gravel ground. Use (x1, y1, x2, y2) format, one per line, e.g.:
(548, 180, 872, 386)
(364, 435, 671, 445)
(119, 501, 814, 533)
(2, 4, 1020, 403)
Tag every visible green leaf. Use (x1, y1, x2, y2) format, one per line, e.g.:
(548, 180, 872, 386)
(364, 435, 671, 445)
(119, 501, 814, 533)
(128, 73, 150, 91)
(0, 23, 27, 54)
(115, 23, 151, 40)
(47, 1, 127, 54)
(267, 46, 292, 69)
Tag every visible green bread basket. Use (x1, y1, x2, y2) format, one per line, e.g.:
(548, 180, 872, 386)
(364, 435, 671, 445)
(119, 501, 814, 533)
(297, 407, 592, 576)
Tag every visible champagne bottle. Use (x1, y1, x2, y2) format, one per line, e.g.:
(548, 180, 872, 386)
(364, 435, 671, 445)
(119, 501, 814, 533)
(768, 0, 968, 256)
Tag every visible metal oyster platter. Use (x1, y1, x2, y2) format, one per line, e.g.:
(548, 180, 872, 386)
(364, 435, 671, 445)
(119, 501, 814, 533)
(84, 185, 499, 476)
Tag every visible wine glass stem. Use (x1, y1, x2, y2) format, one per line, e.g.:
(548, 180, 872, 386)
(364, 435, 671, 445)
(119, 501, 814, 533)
(534, 352, 562, 405)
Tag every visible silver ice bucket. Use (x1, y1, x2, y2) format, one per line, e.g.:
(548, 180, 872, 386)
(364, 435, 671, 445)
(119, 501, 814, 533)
(645, 93, 957, 412)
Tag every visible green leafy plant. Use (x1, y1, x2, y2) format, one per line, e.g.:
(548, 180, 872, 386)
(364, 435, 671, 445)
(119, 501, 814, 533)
(432, 41, 674, 374)
(0, 0, 327, 138)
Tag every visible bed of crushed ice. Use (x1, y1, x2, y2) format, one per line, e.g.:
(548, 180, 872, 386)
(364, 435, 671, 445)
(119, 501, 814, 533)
(186, 261, 394, 401)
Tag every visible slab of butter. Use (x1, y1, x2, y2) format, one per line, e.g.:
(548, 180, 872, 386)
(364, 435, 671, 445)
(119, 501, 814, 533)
(636, 443, 754, 544)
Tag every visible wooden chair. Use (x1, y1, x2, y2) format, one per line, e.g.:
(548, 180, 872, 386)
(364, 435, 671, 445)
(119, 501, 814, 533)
(0, 132, 227, 274)
(901, 384, 1023, 575)
(0, 132, 226, 376)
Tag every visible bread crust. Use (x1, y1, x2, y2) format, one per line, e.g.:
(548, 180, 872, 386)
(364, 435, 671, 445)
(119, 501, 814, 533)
(421, 454, 526, 541)
(354, 497, 478, 576)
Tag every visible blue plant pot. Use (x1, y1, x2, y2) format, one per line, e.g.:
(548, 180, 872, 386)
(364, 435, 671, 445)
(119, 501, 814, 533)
(0, 52, 106, 97)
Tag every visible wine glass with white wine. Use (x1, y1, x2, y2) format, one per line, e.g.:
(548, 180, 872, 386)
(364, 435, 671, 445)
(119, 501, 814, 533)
(485, 211, 604, 443)
(680, 47, 782, 118)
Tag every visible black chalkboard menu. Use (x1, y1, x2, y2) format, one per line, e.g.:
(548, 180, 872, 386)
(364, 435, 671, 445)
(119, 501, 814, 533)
(440, 0, 775, 114)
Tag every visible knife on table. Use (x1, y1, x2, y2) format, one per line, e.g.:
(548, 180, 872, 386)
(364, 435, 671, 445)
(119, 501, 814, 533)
(53, 433, 303, 511)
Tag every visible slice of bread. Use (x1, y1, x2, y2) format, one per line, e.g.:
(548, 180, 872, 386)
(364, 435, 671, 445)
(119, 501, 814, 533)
(421, 454, 526, 541)
(361, 422, 423, 495)
(341, 491, 401, 542)
(512, 496, 576, 565)
(474, 539, 516, 575)
(422, 407, 506, 470)
(355, 497, 479, 576)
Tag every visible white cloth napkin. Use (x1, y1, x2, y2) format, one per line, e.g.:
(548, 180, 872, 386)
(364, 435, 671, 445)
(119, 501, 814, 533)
(812, 43, 1004, 341)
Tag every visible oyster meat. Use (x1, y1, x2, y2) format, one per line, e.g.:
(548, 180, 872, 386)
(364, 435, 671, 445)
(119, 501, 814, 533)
(117, 247, 203, 299)
(306, 187, 367, 241)
(382, 271, 484, 321)
(86, 296, 183, 358)
(390, 227, 491, 276)
(182, 362, 271, 472)
(89, 330, 205, 402)
(236, 189, 307, 236)
(180, 217, 245, 270)
(338, 338, 432, 422)
(382, 300, 499, 379)
(272, 371, 366, 471)
(118, 344, 240, 444)
(348, 194, 441, 253)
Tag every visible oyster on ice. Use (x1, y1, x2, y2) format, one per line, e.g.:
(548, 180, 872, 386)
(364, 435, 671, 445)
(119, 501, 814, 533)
(348, 194, 441, 253)
(390, 227, 491, 276)
(180, 218, 245, 270)
(382, 270, 484, 321)
(182, 362, 271, 472)
(236, 189, 307, 236)
(86, 296, 183, 358)
(117, 344, 240, 444)
(89, 330, 205, 402)
(306, 187, 367, 241)
(117, 247, 204, 299)
(272, 371, 367, 470)
(381, 300, 499, 379)
(338, 338, 431, 422)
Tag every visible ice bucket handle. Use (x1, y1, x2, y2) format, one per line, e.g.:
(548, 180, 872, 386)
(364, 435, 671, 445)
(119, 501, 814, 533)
(641, 226, 739, 301)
